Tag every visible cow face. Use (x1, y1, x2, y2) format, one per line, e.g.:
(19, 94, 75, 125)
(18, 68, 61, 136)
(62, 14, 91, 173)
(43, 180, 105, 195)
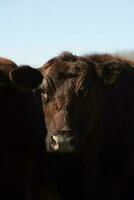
(40, 59, 101, 153)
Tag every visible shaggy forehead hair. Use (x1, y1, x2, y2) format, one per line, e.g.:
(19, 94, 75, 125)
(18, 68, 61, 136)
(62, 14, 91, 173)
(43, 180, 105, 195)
(41, 51, 134, 92)
(40, 52, 94, 96)
(41, 51, 94, 77)
(42, 50, 134, 73)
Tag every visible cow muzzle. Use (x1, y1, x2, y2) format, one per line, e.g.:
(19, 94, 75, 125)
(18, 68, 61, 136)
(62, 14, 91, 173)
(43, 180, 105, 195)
(47, 134, 76, 153)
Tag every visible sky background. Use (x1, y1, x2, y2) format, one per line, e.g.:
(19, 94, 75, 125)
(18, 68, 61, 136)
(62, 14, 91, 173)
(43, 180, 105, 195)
(0, 0, 134, 67)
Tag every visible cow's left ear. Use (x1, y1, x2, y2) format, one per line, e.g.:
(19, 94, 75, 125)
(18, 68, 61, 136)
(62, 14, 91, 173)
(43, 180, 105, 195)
(96, 60, 128, 85)
(9, 65, 43, 90)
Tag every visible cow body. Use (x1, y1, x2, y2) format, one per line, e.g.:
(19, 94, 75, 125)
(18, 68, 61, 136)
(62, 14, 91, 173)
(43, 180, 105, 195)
(39, 52, 134, 199)
(0, 58, 46, 200)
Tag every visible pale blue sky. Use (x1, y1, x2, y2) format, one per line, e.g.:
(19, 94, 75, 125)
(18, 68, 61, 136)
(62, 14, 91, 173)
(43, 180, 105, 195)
(0, 0, 134, 67)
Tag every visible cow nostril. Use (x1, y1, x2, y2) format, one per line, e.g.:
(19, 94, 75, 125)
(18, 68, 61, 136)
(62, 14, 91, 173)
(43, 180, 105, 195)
(69, 137, 76, 147)
(49, 135, 59, 151)
(50, 135, 59, 151)
(51, 135, 57, 145)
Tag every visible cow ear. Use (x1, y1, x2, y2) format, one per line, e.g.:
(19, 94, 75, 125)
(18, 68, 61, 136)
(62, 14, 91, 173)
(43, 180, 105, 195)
(9, 66, 43, 90)
(96, 60, 126, 85)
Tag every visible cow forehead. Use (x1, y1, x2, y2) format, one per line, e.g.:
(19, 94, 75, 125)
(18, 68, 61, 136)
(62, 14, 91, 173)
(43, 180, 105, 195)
(41, 60, 92, 98)
(43, 60, 90, 79)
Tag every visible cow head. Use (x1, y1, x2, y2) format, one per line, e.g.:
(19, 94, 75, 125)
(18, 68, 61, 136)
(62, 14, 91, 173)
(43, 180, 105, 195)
(40, 52, 102, 153)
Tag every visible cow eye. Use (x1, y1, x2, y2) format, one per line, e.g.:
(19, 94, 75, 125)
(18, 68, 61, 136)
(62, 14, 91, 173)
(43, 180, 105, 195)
(78, 86, 86, 96)
(42, 93, 50, 103)
(79, 85, 85, 92)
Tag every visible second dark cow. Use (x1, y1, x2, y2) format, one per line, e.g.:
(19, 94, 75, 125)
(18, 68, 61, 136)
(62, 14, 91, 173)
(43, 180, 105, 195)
(0, 57, 46, 200)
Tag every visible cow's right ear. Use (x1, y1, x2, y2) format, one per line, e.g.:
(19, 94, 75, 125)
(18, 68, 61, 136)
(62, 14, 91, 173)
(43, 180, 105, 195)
(9, 66, 43, 90)
(96, 60, 126, 85)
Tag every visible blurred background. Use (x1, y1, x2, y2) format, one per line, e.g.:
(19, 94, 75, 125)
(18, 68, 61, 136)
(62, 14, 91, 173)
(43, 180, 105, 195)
(0, 0, 134, 67)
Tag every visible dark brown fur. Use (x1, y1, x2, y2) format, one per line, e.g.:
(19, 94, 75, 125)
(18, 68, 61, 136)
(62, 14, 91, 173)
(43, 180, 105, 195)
(39, 51, 134, 199)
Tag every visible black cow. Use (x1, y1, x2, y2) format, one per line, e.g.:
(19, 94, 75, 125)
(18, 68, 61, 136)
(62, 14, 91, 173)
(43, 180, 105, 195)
(0, 57, 47, 200)
(36, 52, 134, 200)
